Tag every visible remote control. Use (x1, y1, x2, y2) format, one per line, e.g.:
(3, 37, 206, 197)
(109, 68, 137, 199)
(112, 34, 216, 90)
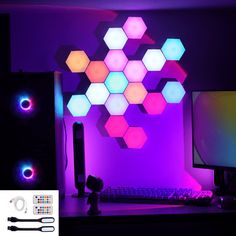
(33, 195, 53, 204)
(33, 206, 53, 215)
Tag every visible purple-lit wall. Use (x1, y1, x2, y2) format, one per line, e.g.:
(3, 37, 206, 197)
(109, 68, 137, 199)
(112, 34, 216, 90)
(4, 6, 236, 194)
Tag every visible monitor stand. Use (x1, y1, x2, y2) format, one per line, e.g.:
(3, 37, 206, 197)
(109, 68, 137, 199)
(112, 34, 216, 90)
(214, 169, 236, 196)
(214, 169, 226, 196)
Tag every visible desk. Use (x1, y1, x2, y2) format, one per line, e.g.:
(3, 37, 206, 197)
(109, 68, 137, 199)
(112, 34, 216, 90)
(60, 196, 236, 235)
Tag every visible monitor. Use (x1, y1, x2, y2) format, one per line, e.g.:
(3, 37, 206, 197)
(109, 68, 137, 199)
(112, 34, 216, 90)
(192, 91, 236, 170)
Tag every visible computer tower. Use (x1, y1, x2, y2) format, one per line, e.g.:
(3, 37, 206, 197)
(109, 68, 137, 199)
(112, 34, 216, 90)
(73, 122, 86, 197)
(0, 71, 65, 196)
(0, 14, 11, 76)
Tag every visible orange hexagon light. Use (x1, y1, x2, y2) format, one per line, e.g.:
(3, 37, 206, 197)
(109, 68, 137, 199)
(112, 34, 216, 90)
(85, 61, 109, 83)
(66, 50, 90, 72)
(124, 83, 148, 104)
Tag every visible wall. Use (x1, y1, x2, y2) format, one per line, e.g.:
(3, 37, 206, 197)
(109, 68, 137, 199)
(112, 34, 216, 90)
(2, 6, 236, 195)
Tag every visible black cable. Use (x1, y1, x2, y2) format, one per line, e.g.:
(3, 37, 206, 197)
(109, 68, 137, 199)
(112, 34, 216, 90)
(8, 226, 55, 232)
(8, 217, 55, 223)
(63, 117, 68, 170)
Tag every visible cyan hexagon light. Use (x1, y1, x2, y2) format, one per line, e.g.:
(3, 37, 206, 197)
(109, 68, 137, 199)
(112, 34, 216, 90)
(67, 95, 91, 117)
(161, 38, 185, 61)
(161, 81, 186, 103)
(105, 72, 129, 94)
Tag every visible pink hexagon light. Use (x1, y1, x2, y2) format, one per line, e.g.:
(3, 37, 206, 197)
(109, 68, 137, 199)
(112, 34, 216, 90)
(124, 60, 147, 82)
(104, 50, 128, 71)
(123, 17, 147, 39)
(143, 93, 167, 115)
(123, 127, 147, 149)
(124, 83, 148, 104)
(105, 116, 129, 137)
(85, 61, 109, 83)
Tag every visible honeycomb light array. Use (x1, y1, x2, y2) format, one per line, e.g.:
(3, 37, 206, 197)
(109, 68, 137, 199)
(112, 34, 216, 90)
(66, 16, 187, 148)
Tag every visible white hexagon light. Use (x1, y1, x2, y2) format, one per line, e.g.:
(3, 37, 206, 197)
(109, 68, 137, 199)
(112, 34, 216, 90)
(67, 95, 91, 117)
(86, 83, 110, 105)
(103, 28, 128, 50)
(142, 49, 166, 71)
(105, 94, 129, 115)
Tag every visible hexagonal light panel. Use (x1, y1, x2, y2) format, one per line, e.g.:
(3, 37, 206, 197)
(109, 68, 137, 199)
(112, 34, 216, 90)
(123, 17, 147, 39)
(162, 81, 186, 103)
(67, 95, 91, 117)
(105, 72, 129, 94)
(105, 94, 129, 115)
(142, 49, 166, 71)
(66, 50, 90, 72)
(161, 38, 185, 61)
(123, 127, 147, 149)
(104, 50, 128, 71)
(65, 17, 188, 149)
(86, 83, 110, 105)
(143, 93, 167, 115)
(124, 83, 148, 104)
(85, 61, 109, 83)
(103, 28, 128, 50)
(124, 60, 147, 82)
(105, 116, 129, 137)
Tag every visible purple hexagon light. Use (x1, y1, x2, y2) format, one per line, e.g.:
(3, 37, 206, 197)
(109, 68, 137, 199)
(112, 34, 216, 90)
(104, 50, 128, 71)
(124, 60, 147, 82)
(123, 17, 147, 39)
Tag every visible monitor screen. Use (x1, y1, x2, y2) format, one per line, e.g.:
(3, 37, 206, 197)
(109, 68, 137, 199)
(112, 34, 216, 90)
(192, 91, 236, 170)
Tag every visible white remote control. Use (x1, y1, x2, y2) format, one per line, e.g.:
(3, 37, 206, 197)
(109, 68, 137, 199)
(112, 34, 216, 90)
(33, 205, 53, 215)
(33, 195, 53, 204)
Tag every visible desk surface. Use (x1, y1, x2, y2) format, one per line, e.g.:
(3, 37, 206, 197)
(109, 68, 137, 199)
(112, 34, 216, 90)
(60, 196, 236, 236)
(60, 195, 236, 218)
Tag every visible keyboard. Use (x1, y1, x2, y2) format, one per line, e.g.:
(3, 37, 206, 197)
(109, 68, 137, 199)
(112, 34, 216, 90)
(100, 187, 214, 206)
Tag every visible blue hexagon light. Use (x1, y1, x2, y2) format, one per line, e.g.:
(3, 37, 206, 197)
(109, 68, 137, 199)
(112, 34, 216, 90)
(142, 49, 166, 71)
(161, 81, 186, 103)
(161, 38, 185, 61)
(105, 72, 129, 94)
(103, 28, 128, 50)
(67, 95, 91, 116)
